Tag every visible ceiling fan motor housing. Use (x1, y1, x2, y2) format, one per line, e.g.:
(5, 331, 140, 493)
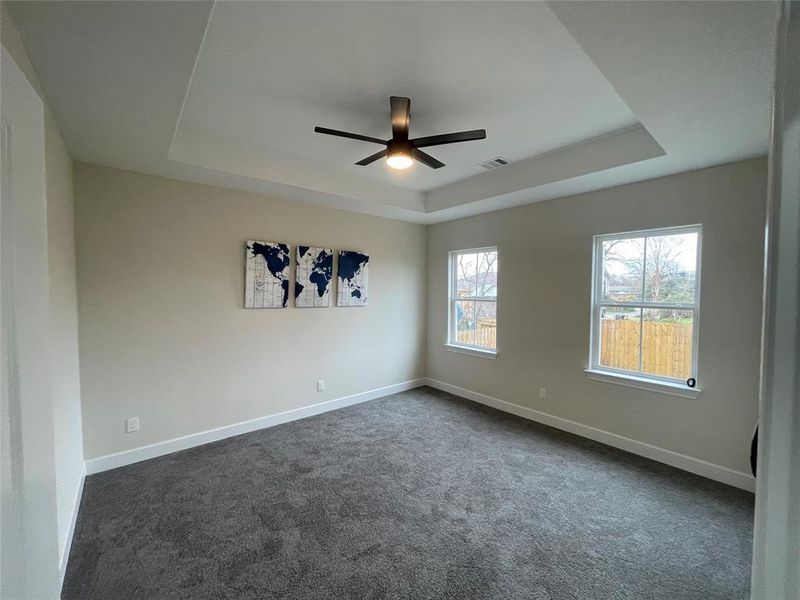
(388, 139, 413, 158)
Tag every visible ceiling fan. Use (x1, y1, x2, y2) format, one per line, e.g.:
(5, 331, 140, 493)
(314, 96, 486, 170)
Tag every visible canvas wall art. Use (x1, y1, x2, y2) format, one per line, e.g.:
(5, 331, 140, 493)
(295, 245, 333, 308)
(337, 250, 369, 306)
(245, 240, 291, 308)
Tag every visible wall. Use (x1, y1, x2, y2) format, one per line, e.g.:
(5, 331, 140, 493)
(752, 1, 800, 596)
(427, 158, 766, 480)
(1, 41, 58, 600)
(1, 3, 83, 594)
(45, 113, 84, 566)
(74, 163, 426, 460)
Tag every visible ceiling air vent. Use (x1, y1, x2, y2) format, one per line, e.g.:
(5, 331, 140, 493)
(477, 157, 509, 170)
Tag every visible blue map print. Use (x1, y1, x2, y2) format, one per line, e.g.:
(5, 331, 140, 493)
(337, 251, 369, 306)
(245, 241, 290, 308)
(295, 246, 333, 307)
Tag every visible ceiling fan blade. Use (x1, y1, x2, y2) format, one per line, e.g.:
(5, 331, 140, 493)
(390, 96, 411, 141)
(411, 129, 486, 148)
(413, 149, 445, 169)
(355, 148, 388, 166)
(314, 126, 386, 145)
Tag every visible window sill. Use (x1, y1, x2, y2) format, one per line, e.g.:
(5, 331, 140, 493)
(584, 369, 700, 399)
(445, 343, 498, 360)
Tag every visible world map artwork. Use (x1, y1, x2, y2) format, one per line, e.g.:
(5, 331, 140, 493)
(244, 240, 291, 308)
(295, 246, 333, 308)
(337, 250, 369, 306)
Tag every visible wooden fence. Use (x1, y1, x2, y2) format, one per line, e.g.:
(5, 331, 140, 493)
(600, 319, 692, 379)
(457, 319, 497, 349)
(456, 319, 691, 377)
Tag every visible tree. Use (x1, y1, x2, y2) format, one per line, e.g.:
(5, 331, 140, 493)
(639, 235, 694, 305)
(601, 238, 642, 302)
(602, 235, 695, 320)
(457, 252, 498, 327)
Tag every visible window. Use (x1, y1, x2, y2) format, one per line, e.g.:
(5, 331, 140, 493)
(448, 247, 498, 355)
(589, 225, 701, 390)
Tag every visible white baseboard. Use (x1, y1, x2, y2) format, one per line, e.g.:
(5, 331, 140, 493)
(85, 379, 426, 475)
(425, 378, 755, 492)
(59, 467, 85, 588)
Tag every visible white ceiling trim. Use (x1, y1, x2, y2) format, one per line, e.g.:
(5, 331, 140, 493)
(426, 124, 664, 214)
(169, 125, 426, 213)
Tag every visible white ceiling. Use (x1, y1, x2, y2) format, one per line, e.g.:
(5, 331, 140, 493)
(6, 1, 778, 224)
(175, 2, 637, 192)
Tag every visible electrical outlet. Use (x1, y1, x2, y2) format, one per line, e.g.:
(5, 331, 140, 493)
(539, 388, 547, 400)
(317, 380, 325, 392)
(125, 417, 140, 433)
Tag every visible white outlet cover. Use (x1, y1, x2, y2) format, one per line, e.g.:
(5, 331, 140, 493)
(317, 380, 325, 391)
(126, 417, 140, 433)
(539, 388, 547, 399)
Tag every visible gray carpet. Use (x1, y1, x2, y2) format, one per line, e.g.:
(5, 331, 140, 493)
(62, 387, 754, 599)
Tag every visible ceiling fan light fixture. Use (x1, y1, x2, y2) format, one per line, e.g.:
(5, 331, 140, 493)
(315, 96, 486, 171)
(386, 152, 413, 170)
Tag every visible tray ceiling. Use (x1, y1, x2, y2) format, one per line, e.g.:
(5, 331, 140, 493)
(7, 1, 778, 223)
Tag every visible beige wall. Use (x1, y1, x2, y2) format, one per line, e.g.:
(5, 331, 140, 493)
(77, 159, 765, 476)
(427, 158, 766, 475)
(74, 163, 426, 459)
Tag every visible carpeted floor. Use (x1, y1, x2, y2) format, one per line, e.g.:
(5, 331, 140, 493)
(62, 387, 754, 599)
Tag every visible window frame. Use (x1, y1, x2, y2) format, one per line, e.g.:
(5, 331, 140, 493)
(446, 246, 498, 358)
(588, 224, 702, 391)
